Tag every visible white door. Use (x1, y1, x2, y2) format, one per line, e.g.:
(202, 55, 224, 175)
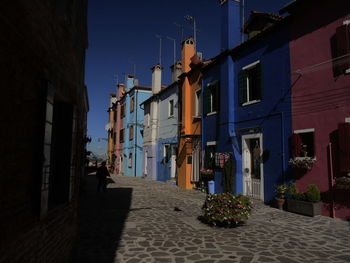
(144, 151, 148, 176)
(171, 146, 177, 178)
(242, 134, 264, 200)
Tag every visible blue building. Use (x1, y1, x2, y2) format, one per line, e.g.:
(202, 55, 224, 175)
(142, 62, 181, 182)
(201, 0, 292, 203)
(156, 80, 179, 182)
(121, 75, 152, 177)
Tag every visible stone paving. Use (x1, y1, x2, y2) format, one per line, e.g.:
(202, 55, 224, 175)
(72, 174, 350, 263)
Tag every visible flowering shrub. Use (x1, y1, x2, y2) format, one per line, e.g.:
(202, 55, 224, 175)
(288, 157, 315, 170)
(202, 193, 252, 227)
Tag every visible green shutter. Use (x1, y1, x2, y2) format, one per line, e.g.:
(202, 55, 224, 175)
(213, 81, 220, 112)
(256, 62, 263, 100)
(238, 70, 247, 105)
(204, 84, 210, 115)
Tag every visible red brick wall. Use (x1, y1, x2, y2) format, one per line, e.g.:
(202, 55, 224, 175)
(0, 0, 88, 262)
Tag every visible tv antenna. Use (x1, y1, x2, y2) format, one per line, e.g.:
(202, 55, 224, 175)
(155, 34, 162, 65)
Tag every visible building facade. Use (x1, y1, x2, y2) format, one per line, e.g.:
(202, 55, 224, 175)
(107, 93, 117, 172)
(0, 0, 89, 262)
(157, 81, 179, 182)
(202, 0, 292, 203)
(177, 38, 203, 189)
(121, 75, 152, 177)
(283, 0, 350, 219)
(113, 83, 125, 175)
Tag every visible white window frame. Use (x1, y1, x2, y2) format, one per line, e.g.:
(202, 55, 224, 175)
(163, 144, 171, 163)
(128, 153, 132, 168)
(194, 88, 202, 118)
(206, 81, 218, 115)
(294, 128, 316, 160)
(168, 99, 174, 118)
(242, 60, 261, 106)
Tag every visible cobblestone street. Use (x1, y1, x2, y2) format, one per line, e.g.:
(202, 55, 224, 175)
(72, 174, 350, 263)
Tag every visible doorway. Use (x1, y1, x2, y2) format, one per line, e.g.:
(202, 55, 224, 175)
(242, 134, 264, 200)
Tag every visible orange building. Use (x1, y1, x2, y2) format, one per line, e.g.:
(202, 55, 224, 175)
(177, 38, 203, 189)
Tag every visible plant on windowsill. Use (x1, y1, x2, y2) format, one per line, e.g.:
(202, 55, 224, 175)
(288, 157, 315, 171)
(200, 168, 213, 175)
(200, 193, 252, 227)
(274, 184, 288, 210)
(286, 183, 322, 216)
(335, 176, 350, 190)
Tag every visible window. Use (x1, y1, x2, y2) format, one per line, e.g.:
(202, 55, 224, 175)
(121, 103, 126, 118)
(128, 153, 132, 167)
(163, 144, 171, 163)
(129, 125, 134, 140)
(113, 132, 116, 145)
(338, 122, 350, 172)
(168, 99, 174, 117)
(291, 129, 315, 158)
(144, 113, 150, 128)
(239, 61, 262, 105)
(130, 96, 135, 112)
(204, 144, 216, 169)
(204, 81, 219, 115)
(120, 128, 125, 143)
(48, 98, 74, 210)
(335, 23, 350, 75)
(195, 89, 201, 117)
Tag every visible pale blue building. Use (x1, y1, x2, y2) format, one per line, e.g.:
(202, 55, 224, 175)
(121, 75, 152, 177)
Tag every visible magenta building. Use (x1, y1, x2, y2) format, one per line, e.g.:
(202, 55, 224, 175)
(283, 0, 350, 219)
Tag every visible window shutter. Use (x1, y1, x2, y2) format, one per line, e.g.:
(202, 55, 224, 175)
(40, 83, 54, 218)
(213, 82, 220, 112)
(338, 122, 350, 172)
(256, 62, 263, 100)
(290, 133, 302, 158)
(336, 24, 350, 73)
(238, 70, 247, 105)
(203, 85, 210, 115)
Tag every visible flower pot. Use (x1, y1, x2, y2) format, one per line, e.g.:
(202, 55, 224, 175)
(286, 199, 322, 216)
(275, 198, 285, 210)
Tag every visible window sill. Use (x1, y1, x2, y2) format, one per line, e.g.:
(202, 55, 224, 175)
(206, 111, 217, 116)
(294, 157, 316, 161)
(242, 100, 261, 106)
(193, 115, 201, 119)
(168, 115, 174, 119)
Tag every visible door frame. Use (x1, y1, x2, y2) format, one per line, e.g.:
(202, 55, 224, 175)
(241, 133, 264, 201)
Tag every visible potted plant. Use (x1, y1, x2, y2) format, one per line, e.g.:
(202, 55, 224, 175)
(286, 183, 322, 216)
(274, 184, 288, 210)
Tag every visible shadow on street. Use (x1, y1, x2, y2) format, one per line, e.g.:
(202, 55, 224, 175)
(71, 174, 132, 263)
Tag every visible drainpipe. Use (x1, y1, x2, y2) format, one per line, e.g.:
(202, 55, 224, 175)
(280, 111, 286, 183)
(329, 142, 335, 218)
(135, 90, 138, 177)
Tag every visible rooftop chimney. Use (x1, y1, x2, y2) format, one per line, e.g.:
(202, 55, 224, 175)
(219, 0, 241, 50)
(181, 37, 195, 73)
(151, 64, 162, 94)
(170, 61, 182, 83)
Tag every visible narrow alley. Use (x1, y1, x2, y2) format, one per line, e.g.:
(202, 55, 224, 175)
(71, 174, 350, 263)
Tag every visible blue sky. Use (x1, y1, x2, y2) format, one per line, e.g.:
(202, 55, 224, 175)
(86, 0, 291, 157)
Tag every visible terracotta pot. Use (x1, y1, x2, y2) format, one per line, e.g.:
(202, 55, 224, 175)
(276, 198, 285, 210)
